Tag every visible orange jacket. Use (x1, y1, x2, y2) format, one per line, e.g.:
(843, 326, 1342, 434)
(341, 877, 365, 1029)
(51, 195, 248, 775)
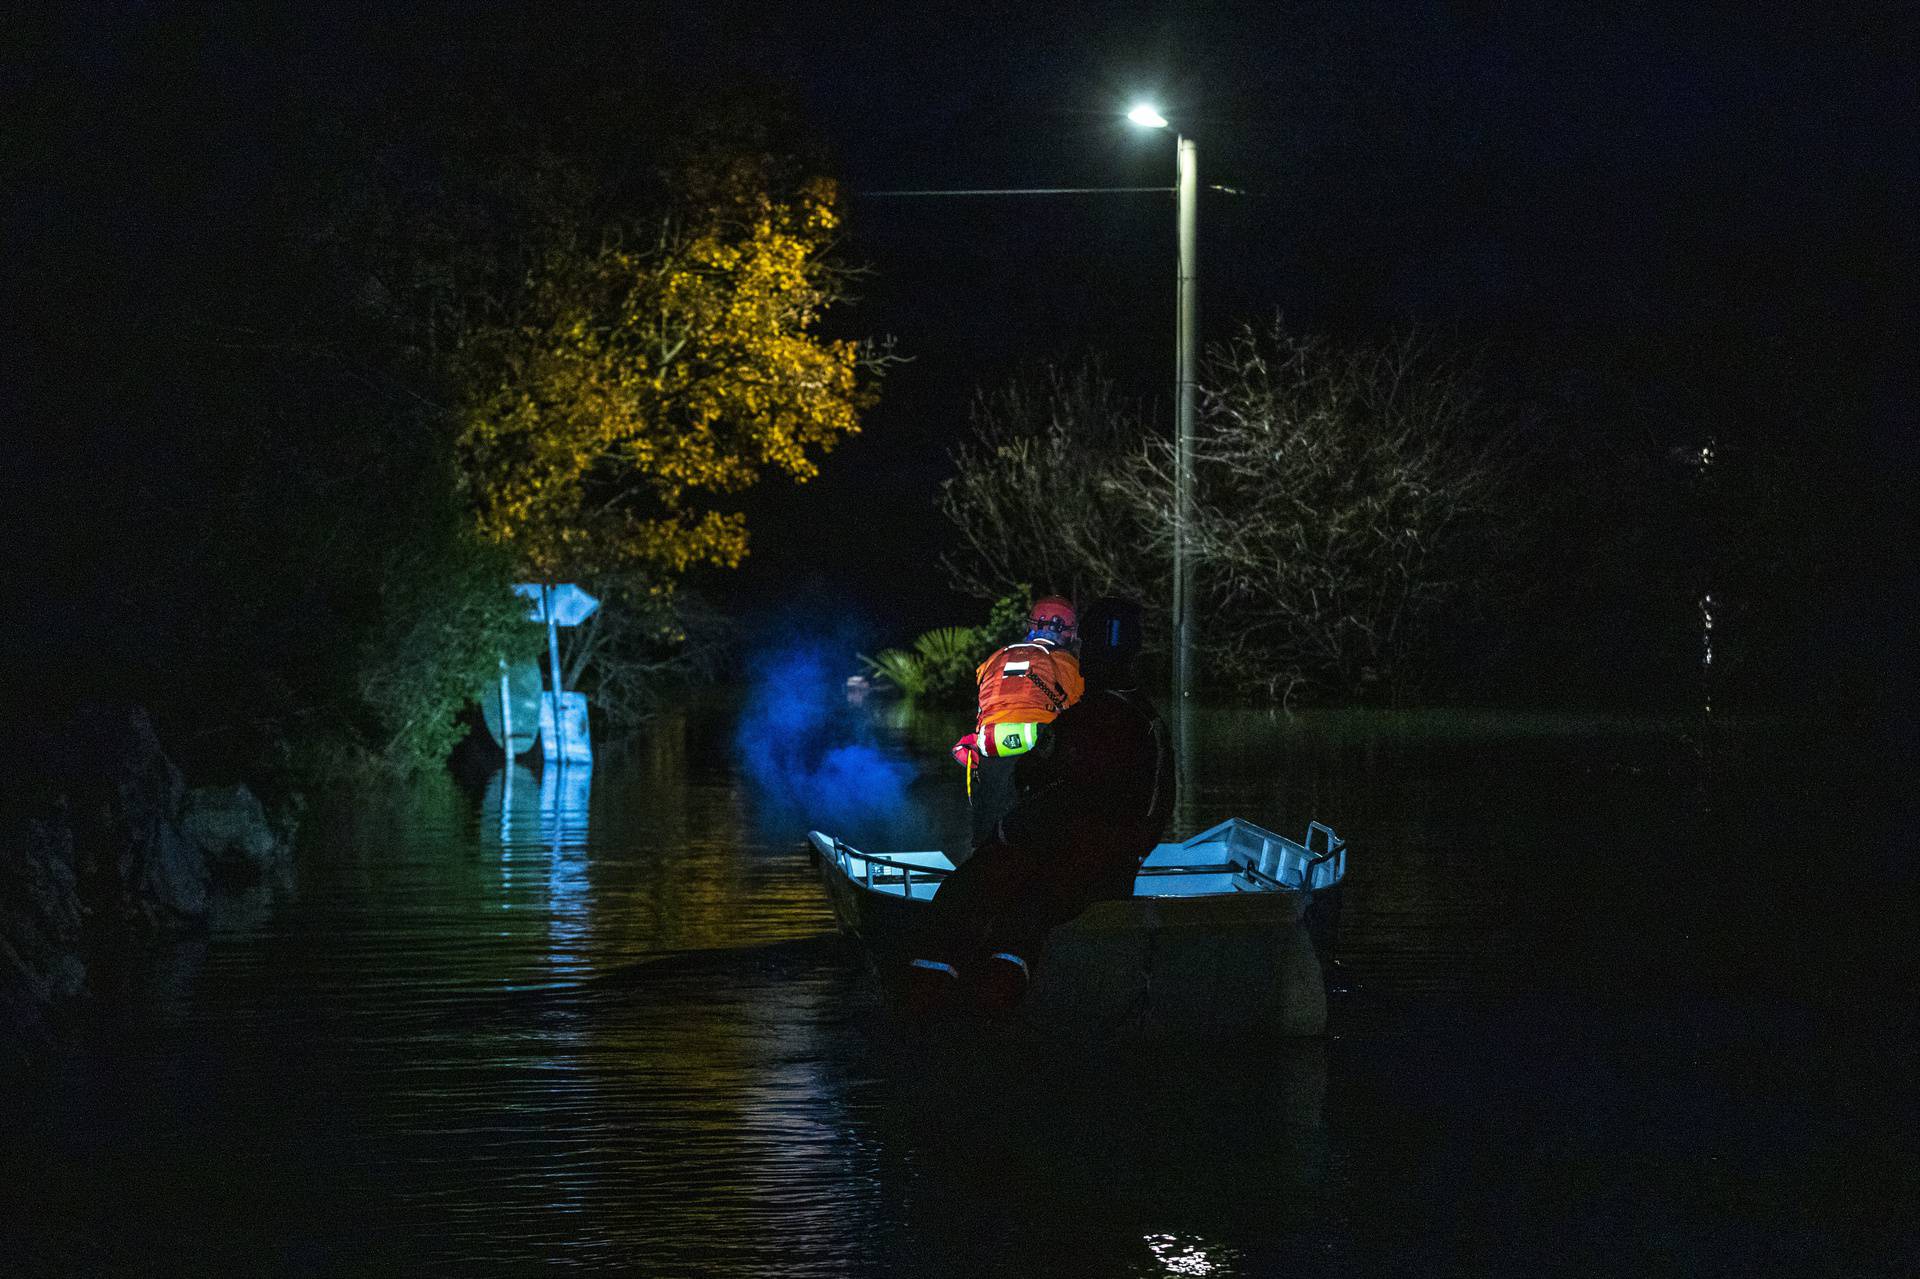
(974, 640, 1084, 727)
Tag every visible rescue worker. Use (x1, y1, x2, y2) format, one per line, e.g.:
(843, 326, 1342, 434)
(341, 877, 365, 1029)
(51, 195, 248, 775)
(950, 595, 1084, 852)
(910, 597, 1174, 1014)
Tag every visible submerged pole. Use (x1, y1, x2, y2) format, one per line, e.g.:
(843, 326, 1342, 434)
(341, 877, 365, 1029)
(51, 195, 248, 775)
(498, 656, 514, 760)
(544, 584, 564, 762)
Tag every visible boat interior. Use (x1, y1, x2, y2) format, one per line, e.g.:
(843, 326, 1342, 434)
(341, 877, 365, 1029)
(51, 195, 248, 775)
(810, 818, 1346, 902)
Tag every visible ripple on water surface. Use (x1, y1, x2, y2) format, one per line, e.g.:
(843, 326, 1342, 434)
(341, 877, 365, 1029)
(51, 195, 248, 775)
(2, 707, 1910, 1276)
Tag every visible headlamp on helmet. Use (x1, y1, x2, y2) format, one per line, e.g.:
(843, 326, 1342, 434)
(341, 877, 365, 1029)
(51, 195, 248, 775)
(1025, 595, 1078, 643)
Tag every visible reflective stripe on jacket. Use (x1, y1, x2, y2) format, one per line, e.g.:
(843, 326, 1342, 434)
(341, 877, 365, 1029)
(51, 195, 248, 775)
(985, 721, 1042, 757)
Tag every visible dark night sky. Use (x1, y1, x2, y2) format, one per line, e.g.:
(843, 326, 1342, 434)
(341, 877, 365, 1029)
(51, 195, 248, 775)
(5, 2, 1912, 644)
(660, 3, 1913, 635)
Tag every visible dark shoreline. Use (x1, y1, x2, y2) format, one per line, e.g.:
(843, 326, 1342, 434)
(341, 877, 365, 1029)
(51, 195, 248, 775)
(0, 703, 298, 1070)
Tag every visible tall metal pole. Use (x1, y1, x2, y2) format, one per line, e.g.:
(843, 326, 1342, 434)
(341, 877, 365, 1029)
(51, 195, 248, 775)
(1174, 136, 1198, 710)
(1173, 135, 1199, 834)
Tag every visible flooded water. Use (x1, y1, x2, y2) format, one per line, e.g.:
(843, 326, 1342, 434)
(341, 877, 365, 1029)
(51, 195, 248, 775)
(3, 702, 1912, 1276)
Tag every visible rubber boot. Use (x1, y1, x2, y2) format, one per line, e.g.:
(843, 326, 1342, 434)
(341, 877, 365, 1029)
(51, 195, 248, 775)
(901, 957, 959, 1019)
(968, 950, 1031, 1015)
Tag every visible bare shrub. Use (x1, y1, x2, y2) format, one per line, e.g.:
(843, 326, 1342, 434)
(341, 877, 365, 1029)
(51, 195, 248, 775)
(559, 585, 732, 732)
(942, 330, 1525, 701)
(938, 361, 1161, 624)
(1109, 322, 1523, 699)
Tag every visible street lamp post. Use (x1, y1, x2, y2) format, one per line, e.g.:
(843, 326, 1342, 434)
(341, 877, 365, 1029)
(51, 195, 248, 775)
(1129, 105, 1198, 717)
(1130, 104, 1199, 834)
(1174, 134, 1198, 717)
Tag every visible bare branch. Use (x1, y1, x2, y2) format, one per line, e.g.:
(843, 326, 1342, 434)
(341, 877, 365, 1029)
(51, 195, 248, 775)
(945, 323, 1529, 700)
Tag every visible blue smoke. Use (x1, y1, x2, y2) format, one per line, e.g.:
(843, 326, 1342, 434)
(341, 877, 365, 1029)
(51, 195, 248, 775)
(734, 640, 914, 832)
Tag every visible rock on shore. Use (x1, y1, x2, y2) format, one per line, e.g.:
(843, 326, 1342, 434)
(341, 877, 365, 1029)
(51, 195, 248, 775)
(1, 704, 294, 1069)
(180, 783, 285, 887)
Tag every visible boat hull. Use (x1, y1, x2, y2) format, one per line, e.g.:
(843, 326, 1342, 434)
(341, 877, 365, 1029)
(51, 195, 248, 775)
(811, 837, 1331, 1038)
(814, 849, 933, 946)
(1027, 891, 1326, 1038)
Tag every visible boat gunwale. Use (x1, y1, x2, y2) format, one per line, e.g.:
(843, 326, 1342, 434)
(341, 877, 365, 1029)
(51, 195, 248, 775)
(808, 822, 1345, 906)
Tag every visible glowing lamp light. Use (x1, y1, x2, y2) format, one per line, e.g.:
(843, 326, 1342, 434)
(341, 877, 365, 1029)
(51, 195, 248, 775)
(1127, 104, 1169, 128)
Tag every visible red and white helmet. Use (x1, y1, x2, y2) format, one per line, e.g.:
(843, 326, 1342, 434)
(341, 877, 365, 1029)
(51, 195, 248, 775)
(1026, 595, 1077, 642)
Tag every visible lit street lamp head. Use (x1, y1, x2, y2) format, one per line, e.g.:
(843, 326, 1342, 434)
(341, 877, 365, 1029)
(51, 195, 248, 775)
(1127, 104, 1169, 129)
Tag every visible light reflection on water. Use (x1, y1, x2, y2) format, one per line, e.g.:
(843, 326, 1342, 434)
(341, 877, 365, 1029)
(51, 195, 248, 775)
(1, 704, 1909, 1276)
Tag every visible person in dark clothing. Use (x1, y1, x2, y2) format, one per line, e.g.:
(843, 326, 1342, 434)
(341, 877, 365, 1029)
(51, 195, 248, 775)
(907, 597, 1175, 1014)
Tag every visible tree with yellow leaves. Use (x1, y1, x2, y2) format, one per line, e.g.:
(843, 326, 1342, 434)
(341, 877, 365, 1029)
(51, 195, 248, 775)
(457, 152, 884, 583)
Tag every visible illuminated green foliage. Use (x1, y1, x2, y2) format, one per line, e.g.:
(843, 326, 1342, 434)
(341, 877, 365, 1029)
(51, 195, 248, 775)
(859, 648, 930, 699)
(911, 627, 982, 695)
(858, 589, 1036, 704)
(355, 528, 542, 771)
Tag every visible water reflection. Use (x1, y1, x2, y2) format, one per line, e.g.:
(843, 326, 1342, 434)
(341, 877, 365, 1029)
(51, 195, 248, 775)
(3, 706, 1906, 1276)
(850, 1033, 1327, 1278)
(1145, 1232, 1234, 1276)
(483, 762, 594, 981)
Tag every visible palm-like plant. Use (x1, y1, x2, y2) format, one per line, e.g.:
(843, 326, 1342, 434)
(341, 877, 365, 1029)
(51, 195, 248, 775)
(859, 648, 928, 697)
(913, 626, 986, 701)
(912, 627, 979, 667)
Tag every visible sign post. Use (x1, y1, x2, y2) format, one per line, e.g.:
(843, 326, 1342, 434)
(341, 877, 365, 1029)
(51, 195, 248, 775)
(515, 583, 600, 766)
(543, 585, 564, 761)
(498, 656, 514, 757)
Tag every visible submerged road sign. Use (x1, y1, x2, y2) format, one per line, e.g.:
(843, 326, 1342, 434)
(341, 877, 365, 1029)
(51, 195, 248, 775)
(538, 692, 593, 767)
(480, 657, 542, 757)
(514, 583, 600, 767)
(515, 583, 600, 627)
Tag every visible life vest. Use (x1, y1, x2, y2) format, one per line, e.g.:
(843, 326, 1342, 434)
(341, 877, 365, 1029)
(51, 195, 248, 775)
(975, 640, 1084, 727)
